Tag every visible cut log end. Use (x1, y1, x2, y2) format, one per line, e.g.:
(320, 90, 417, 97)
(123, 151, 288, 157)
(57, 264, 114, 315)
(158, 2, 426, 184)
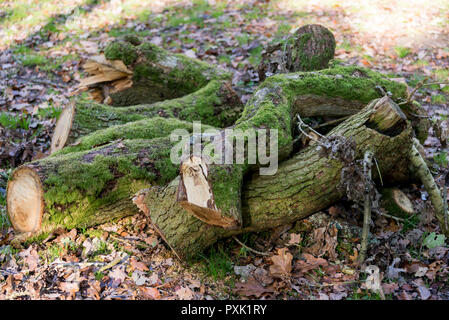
(381, 187, 414, 218)
(6, 167, 44, 233)
(51, 102, 75, 154)
(177, 156, 239, 229)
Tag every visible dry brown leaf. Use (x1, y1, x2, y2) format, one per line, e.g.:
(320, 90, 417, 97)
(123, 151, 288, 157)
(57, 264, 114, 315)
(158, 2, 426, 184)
(288, 233, 302, 246)
(109, 267, 127, 284)
(269, 248, 293, 277)
(306, 225, 338, 260)
(235, 276, 275, 298)
(295, 253, 328, 274)
(140, 287, 161, 300)
(18, 246, 39, 271)
(175, 286, 194, 300)
(130, 257, 149, 272)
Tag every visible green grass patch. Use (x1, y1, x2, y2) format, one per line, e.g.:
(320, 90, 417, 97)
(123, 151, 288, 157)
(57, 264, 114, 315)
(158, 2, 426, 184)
(248, 45, 263, 67)
(432, 94, 447, 104)
(0, 112, 31, 130)
(199, 243, 234, 280)
(434, 151, 448, 168)
(394, 46, 411, 59)
(433, 69, 449, 82)
(36, 105, 62, 120)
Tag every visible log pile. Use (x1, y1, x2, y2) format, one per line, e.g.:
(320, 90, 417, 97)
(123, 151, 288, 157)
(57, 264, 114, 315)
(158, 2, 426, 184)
(6, 27, 444, 259)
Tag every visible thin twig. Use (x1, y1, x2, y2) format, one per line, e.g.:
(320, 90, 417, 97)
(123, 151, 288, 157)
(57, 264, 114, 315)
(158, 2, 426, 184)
(296, 115, 328, 147)
(232, 236, 270, 256)
(98, 254, 129, 273)
(373, 157, 383, 187)
(377, 211, 405, 222)
(311, 116, 351, 130)
(398, 77, 429, 106)
(358, 150, 374, 265)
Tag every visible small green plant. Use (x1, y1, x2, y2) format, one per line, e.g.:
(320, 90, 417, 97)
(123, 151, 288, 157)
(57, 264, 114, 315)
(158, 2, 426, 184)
(94, 271, 105, 281)
(19, 53, 49, 67)
(248, 45, 263, 67)
(434, 152, 448, 168)
(423, 232, 446, 249)
(199, 244, 233, 280)
(0, 112, 30, 130)
(36, 105, 62, 119)
(431, 94, 447, 104)
(46, 244, 64, 262)
(218, 54, 231, 65)
(401, 214, 421, 233)
(394, 46, 411, 59)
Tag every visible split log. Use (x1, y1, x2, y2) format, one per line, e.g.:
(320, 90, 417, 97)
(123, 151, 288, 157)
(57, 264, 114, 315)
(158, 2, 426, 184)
(135, 97, 414, 258)
(51, 80, 243, 153)
(100, 36, 231, 106)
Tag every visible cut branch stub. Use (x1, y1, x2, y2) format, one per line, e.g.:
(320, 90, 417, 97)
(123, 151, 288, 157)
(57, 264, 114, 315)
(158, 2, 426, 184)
(177, 156, 240, 229)
(50, 101, 75, 154)
(287, 24, 336, 72)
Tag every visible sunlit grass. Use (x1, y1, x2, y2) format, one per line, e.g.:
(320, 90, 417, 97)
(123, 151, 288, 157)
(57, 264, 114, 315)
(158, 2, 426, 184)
(0, 0, 86, 48)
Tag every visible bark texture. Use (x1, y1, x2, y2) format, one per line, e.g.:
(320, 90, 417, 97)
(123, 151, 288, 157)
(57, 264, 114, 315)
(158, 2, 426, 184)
(258, 24, 336, 81)
(103, 35, 231, 106)
(51, 80, 242, 152)
(7, 37, 436, 254)
(137, 98, 413, 258)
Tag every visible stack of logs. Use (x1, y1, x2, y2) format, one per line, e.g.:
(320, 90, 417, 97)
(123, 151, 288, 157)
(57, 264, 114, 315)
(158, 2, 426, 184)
(6, 27, 444, 260)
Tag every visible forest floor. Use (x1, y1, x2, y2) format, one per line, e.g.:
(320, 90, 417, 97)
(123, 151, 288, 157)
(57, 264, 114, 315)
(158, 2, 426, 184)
(0, 0, 449, 300)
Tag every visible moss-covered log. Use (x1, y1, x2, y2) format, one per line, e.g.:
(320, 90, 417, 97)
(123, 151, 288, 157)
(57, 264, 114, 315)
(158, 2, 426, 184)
(52, 117, 214, 156)
(135, 97, 414, 258)
(169, 66, 418, 223)
(102, 36, 231, 106)
(8, 138, 180, 235)
(51, 80, 243, 153)
(9, 66, 420, 242)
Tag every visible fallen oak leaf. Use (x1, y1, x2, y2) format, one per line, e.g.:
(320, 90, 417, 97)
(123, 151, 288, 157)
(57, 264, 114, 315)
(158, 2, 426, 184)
(235, 276, 275, 298)
(269, 248, 293, 277)
(295, 253, 328, 274)
(130, 257, 149, 272)
(140, 287, 161, 300)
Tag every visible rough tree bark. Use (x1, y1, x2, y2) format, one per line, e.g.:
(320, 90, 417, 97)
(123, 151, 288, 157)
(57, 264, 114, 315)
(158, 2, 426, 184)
(102, 35, 231, 106)
(258, 24, 336, 81)
(134, 97, 414, 258)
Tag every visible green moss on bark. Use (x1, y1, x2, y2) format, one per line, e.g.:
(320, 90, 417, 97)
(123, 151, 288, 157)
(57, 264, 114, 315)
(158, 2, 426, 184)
(54, 117, 214, 156)
(66, 80, 242, 144)
(104, 38, 232, 105)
